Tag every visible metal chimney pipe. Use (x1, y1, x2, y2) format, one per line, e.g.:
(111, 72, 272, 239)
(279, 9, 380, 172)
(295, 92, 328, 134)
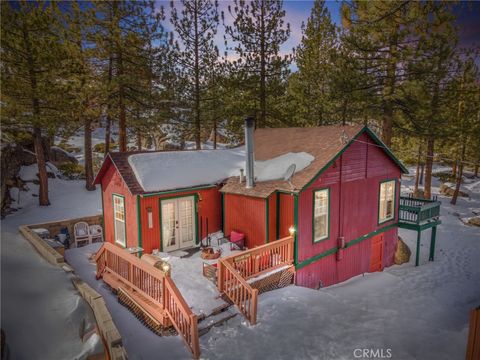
(245, 117, 255, 188)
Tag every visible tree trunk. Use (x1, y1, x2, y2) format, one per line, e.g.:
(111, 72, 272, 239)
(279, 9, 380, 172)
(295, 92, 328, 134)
(419, 163, 424, 185)
(136, 130, 142, 150)
(84, 117, 96, 191)
(451, 144, 466, 205)
(259, 1, 266, 128)
(424, 136, 435, 199)
(475, 163, 479, 177)
(193, 0, 201, 150)
(452, 161, 457, 178)
(33, 127, 50, 206)
(23, 25, 49, 205)
(213, 118, 217, 150)
(414, 142, 422, 196)
(105, 53, 113, 156)
(117, 47, 127, 152)
(381, 39, 397, 147)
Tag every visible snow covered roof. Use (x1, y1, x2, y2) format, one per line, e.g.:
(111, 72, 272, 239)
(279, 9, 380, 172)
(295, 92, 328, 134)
(127, 148, 314, 193)
(94, 125, 407, 197)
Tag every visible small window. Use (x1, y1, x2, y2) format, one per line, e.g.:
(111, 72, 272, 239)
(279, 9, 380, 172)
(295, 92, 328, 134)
(113, 195, 126, 246)
(313, 189, 329, 242)
(379, 180, 395, 223)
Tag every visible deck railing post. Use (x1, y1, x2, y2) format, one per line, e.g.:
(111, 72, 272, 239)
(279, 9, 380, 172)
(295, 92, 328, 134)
(217, 260, 224, 292)
(190, 313, 200, 359)
(429, 226, 437, 262)
(415, 231, 421, 266)
(251, 288, 258, 325)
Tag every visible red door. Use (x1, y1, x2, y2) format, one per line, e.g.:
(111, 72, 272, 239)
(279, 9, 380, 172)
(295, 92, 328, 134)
(369, 234, 384, 272)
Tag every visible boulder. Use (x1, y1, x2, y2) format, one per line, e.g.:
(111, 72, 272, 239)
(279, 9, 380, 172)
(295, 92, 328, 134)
(439, 183, 468, 197)
(394, 236, 411, 265)
(468, 216, 480, 227)
(49, 146, 78, 165)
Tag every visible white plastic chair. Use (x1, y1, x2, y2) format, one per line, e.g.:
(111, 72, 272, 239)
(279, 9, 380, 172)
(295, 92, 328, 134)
(74, 222, 90, 247)
(89, 224, 103, 243)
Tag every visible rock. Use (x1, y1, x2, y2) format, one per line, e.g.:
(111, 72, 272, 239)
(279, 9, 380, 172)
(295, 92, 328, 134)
(394, 236, 411, 265)
(439, 183, 468, 197)
(468, 216, 480, 227)
(49, 146, 78, 165)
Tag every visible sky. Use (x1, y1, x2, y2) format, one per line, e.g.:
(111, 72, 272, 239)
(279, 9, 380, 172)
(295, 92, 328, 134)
(159, 0, 479, 67)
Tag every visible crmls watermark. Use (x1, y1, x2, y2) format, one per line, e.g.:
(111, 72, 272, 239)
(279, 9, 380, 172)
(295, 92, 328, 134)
(353, 348, 392, 359)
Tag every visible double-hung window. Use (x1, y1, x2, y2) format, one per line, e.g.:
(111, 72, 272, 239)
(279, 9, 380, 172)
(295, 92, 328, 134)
(113, 194, 126, 246)
(313, 189, 329, 242)
(379, 180, 396, 223)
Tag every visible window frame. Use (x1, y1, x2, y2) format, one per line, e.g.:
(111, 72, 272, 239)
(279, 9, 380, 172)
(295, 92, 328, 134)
(112, 194, 127, 247)
(378, 179, 396, 225)
(312, 188, 330, 243)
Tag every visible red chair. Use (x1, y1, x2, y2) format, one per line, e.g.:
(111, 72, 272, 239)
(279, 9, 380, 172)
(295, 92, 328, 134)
(229, 230, 245, 250)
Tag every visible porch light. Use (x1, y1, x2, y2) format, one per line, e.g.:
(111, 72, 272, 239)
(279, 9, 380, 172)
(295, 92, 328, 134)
(289, 226, 296, 236)
(147, 207, 153, 229)
(161, 261, 171, 275)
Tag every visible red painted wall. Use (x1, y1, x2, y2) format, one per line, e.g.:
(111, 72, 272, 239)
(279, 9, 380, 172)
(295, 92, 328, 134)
(224, 193, 266, 248)
(296, 133, 401, 288)
(139, 187, 222, 254)
(101, 163, 138, 248)
(268, 194, 277, 242)
(278, 193, 295, 239)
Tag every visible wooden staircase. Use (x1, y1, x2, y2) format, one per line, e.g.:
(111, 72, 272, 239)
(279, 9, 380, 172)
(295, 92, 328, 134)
(94, 243, 200, 359)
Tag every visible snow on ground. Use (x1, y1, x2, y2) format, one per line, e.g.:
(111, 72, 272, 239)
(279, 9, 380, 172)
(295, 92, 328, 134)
(1, 176, 104, 359)
(55, 127, 106, 165)
(199, 169, 480, 360)
(128, 147, 314, 192)
(2, 163, 479, 360)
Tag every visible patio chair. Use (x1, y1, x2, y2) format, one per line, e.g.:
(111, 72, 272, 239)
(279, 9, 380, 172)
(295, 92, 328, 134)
(74, 221, 90, 247)
(89, 224, 103, 243)
(228, 230, 245, 251)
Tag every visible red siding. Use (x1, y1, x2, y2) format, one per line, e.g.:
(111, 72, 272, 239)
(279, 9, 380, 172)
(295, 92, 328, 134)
(278, 193, 295, 239)
(224, 194, 266, 248)
(101, 163, 138, 248)
(139, 187, 222, 254)
(296, 132, 401, 288)
(268, 194, 277, 242)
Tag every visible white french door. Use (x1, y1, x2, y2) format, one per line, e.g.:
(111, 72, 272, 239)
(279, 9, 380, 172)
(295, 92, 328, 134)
(161, 196, 196, 252)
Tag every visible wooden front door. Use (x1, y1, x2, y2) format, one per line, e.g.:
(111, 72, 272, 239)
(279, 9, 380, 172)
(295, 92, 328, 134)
(161, 196, 196, 252)
(369, 234, 384, 272)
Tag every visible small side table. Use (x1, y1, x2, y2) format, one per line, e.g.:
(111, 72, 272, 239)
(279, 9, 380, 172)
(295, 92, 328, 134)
(126, 247, 143, 257)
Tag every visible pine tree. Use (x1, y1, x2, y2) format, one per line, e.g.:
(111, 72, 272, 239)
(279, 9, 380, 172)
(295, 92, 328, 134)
(1, 1, 69, 205)
(170, 0, 219, 149)
(224, 0, 291, 128)
(341, 1, 423, 146)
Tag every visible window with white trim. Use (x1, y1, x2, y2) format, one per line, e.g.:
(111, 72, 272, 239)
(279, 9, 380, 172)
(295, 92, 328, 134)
(313, 189, 329, 242)
(379, 180, 395, 223)
(113, 195, 126, 246)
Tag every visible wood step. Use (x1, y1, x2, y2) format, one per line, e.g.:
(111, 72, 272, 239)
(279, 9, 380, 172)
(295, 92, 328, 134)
(198, 309, 238, 337)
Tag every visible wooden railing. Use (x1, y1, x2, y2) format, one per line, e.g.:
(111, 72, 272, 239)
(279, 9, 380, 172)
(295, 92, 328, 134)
(95, 243, 200, 359)
(222, 236, 294, 279)
(466, 307, 480, 360)
(399, 196, 441, 225)
(217, 236, 294, 325)
(217, 259, 258, 324)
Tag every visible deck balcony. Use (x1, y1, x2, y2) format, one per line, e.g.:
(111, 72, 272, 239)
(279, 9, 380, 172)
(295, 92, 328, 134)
(398, 196, 442, 231)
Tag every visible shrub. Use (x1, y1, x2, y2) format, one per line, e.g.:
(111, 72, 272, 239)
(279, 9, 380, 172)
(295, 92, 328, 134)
(57, 163, 85, 179)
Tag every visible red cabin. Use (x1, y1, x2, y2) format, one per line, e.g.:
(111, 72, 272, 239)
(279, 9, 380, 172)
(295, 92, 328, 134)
(94, 124, 408, 289)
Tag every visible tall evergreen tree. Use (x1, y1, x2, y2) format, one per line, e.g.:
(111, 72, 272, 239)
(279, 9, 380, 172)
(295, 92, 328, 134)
(1, 1, 68, 205)
(224, 0, 291, 128)
(170, 0, 219, 149)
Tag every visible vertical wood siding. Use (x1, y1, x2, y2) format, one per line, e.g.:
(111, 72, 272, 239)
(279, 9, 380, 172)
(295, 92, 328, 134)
(268, 194, 277, 242)
(296, 132, 402, 288)
(101, 164, 138, 248)
(224, 193, 266, 248)
(139, 187, 222, 254)
(278, 193, 295, 239)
